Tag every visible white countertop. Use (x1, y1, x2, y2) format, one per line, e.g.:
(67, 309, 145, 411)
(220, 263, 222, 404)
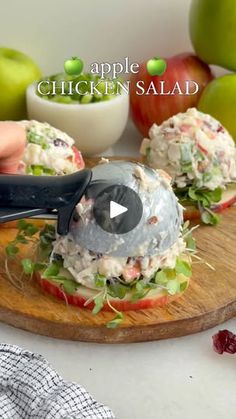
(0, 320, 235, 419)
(0, 122, 235, 419)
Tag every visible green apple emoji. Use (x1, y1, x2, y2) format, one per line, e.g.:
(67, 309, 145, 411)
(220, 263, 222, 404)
(198, 74, 236, 141)
(64, 57, 84, 76)
(146, 57, 167, 76)
(190, 0, 236, 71)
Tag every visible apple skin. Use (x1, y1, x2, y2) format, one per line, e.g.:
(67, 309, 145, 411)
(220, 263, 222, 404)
(198, 74, 236, 141)
(0, 48, 42, 120)
(37, 275, 183, 312)
(190, 0, 236, 71)
(130, 53, 214, 137)
(64, 57, 83, 76)
(71, 145, 85, 169)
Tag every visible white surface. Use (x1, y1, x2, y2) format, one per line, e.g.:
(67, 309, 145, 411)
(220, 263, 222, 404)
(0, 320, 235, 419)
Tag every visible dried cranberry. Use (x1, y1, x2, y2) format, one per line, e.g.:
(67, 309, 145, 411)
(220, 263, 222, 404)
(53, 138, 68, 147)
(217, 125, 225, 133)
(148, 216, 158, 225)
(212, 329, 236, 354)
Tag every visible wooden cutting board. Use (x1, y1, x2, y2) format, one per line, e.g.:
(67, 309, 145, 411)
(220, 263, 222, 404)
(0, 157, 235, 343)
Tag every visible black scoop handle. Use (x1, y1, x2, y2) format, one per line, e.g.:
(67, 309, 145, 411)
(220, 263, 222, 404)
(0, 169, 92, 208)
(0, 169, 92, 235)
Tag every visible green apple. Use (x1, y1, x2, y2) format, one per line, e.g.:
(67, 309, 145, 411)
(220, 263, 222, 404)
(0, 47, 42, 120)
(190, 0, 236, 71)
(198, 74, 236, 141)
(146, 57, 167, 76)
(64, 57, 84, 76)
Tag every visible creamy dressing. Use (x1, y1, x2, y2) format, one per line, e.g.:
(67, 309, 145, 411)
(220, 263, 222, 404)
(49, 161, 185, 289)
(51, 233, 186, 289)
(140, 108, 236, 190)
(133, 165, 159, 192)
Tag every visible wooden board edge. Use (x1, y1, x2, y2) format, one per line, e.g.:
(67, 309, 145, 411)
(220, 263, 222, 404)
(0, 301, 235, 344)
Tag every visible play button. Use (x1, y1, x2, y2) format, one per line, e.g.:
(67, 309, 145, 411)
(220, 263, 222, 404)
(110, 201, 128, 219)
(93, 184, 143, 234)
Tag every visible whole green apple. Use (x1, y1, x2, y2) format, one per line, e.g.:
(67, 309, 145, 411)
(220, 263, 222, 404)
(146, 58, 167, 76)
(0, 48, 42, 120)
(190, 0, 236, 71)
(198, 74, 236, 141)
(64, 57, 84, 76)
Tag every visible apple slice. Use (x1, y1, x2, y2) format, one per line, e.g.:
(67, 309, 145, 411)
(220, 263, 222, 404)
(184, 184, 236, 221)
(212, 184, 236, 212)
(36, 272, 189, 312)
(71, 145, 84, 170)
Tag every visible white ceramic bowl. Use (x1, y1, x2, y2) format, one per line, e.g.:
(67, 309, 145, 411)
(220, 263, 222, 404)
(26, 83, 129, 156)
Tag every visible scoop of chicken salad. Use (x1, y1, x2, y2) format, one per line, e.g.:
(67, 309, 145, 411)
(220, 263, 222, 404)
(141, 108, 236, 224)
(41, 163, 194, 302)
(6, 161, 195, 326)
(18, 120, 84, 175)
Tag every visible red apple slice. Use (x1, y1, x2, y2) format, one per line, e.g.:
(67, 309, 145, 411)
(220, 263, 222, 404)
(184, 184, 236, 221)
(36, 272, 189, 312)
(212, 185, 236, 212)
(71, 145, 85, 170)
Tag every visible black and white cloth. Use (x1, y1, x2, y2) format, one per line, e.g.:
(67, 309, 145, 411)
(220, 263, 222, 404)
(0, 343, 115, 419)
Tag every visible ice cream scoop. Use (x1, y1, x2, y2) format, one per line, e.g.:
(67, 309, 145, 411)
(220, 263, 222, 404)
(70, 160, 183, 257)
(0, 160, 183, 258)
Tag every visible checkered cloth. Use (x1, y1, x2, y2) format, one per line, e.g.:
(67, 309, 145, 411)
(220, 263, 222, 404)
(0, 343, 115, 419)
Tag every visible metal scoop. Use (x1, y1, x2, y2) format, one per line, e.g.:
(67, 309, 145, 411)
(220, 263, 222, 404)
(70, 161, 183, 257)
(0, 161, 183, 257)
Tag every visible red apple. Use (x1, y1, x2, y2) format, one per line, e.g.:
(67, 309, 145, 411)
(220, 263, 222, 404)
(130, 53, 214, 137)
(37, 274, 185, 312)
(71, 145, 85, 170)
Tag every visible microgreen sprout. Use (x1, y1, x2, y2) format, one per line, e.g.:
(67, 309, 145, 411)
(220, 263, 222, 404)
(4, 220, 197, 328)
(176, 185, 222, 225)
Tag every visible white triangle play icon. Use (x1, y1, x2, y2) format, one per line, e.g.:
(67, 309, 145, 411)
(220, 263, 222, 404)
(110, 200, 128, 219)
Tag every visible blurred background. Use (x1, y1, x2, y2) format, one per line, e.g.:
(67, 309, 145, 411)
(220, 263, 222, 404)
(0, 0, 192, 75)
